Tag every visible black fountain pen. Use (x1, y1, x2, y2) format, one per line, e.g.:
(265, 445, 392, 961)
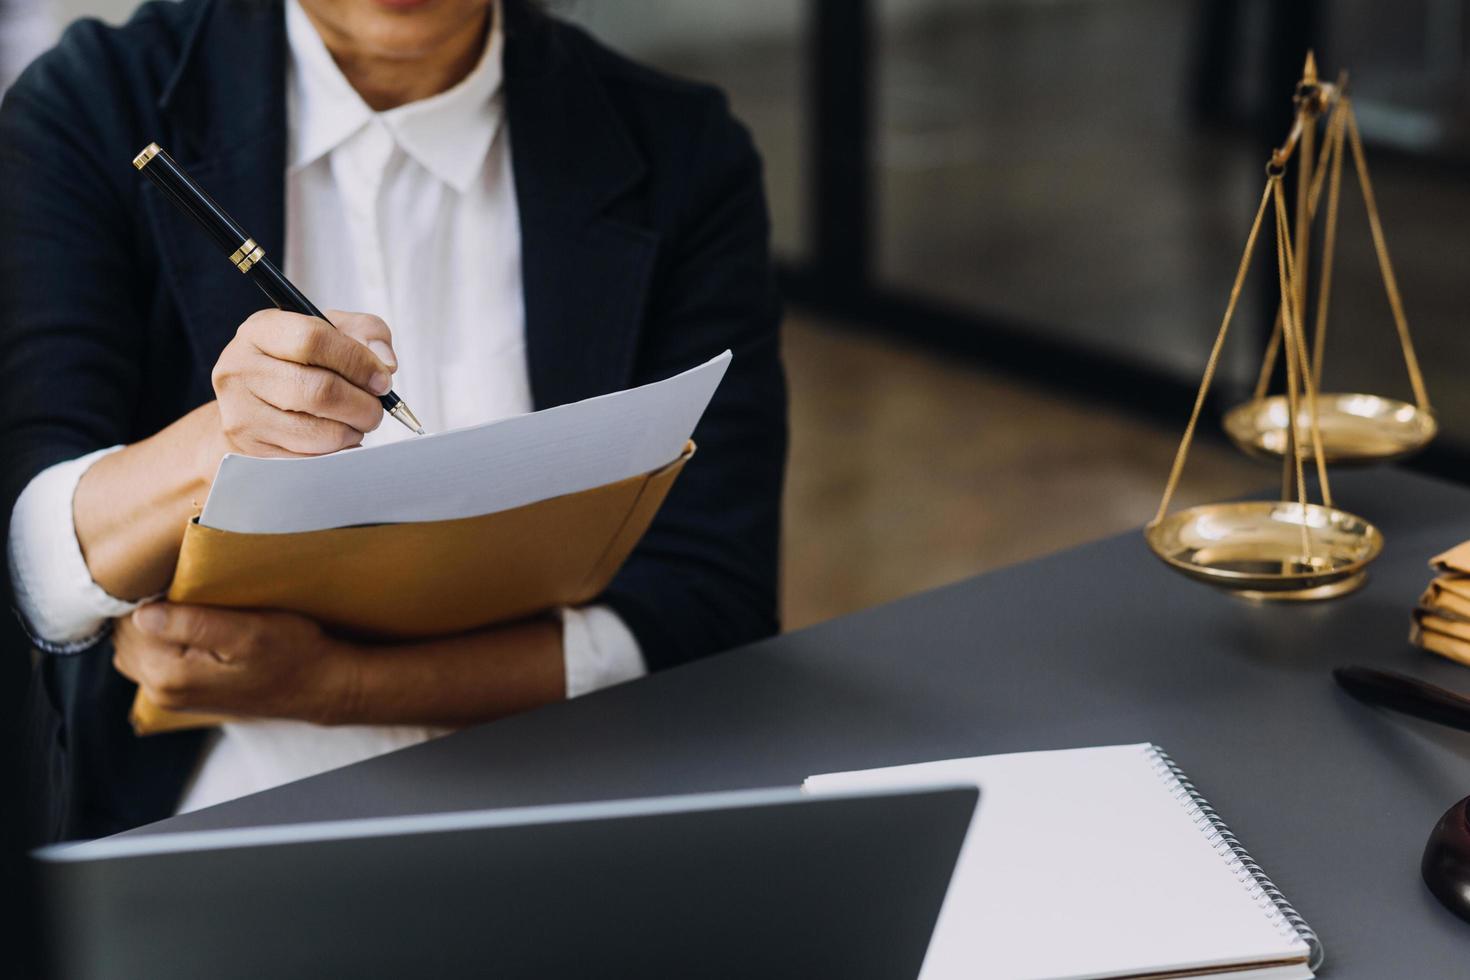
(132, 142, 424, 435)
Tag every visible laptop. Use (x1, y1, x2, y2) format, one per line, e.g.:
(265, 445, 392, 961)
(35, 784, 976, 980)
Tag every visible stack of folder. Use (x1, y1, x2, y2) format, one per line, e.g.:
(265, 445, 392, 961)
(1411, 541, 1470, 666)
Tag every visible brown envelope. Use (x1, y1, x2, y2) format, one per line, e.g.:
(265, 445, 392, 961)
(131, 444, 694, 735)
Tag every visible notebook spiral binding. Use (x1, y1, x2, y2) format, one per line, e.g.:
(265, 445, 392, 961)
(1144, 744, 1324, 973)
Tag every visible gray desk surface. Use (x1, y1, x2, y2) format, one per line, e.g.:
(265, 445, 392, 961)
(134, 469, 1470, 976)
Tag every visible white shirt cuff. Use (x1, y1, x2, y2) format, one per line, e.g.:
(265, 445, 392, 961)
(560, 604, 646, 698)
(6, 445, 141, 652)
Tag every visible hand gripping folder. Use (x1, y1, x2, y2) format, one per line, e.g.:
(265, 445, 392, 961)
(130, 353, 730, 735)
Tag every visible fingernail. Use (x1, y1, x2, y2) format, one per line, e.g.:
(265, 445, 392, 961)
(134, 604, 167, 632)
(368, 340, 397, 371)
(369, 372, 392, 396)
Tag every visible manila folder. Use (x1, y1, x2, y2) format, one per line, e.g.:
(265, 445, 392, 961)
(130, 444, 692, 735)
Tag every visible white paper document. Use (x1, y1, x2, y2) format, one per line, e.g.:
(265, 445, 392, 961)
(199, 351, 731, 534)
(806, 744, 1317, 980)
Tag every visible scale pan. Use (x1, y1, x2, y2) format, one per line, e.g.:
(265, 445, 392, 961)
(1145, 501, 1382, 594)
(1224, 394, 1436, 465)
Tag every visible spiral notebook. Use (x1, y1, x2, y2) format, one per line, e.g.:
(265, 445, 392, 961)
(804, 744, 1321, 980)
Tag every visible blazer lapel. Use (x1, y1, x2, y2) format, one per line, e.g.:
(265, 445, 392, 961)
(143, 0, 288, 380)
(504, 12, 657, 410)
(143, 0, 655, 405)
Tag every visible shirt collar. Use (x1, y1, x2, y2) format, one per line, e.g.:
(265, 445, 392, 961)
(285, 0, 504, 193)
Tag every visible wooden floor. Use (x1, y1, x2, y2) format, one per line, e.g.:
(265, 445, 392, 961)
(779, 314, 1269, 630)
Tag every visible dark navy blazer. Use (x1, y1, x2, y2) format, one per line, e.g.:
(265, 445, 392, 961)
(0, 0, 787, 841)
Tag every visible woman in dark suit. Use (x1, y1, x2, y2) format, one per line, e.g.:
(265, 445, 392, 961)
(0, 0, 786, 840)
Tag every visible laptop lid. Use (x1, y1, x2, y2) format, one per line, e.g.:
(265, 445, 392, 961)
(36, 784, 977, 980)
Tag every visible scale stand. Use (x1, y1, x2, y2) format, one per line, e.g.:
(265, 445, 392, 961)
(1143, 53, 1426, 601)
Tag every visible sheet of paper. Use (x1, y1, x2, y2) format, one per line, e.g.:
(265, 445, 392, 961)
(806, 745, 1314, 980)
(199, 351, 730, 534)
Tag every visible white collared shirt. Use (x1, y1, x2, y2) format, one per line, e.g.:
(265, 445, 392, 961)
(5, 0, 645, 814)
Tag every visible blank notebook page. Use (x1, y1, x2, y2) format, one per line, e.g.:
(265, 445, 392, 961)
(805, 744, 1316, 980)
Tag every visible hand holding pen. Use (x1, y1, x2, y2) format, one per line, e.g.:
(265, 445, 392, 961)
(211, 308, 404, 457)
(132, 143, 424, 439)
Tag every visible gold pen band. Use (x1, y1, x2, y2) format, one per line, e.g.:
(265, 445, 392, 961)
(228, 239, 265, 274)
(132, 143, 161, 170)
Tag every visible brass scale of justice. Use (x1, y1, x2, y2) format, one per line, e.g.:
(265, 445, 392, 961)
(1145, 53, 1435, 601)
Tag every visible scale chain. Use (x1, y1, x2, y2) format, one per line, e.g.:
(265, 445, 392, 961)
(1252, 98, 1346, 402)
(1344, 100, 1431, 413)
(1273, 180, 1313, 560)
(1151, 180, 1275, 527)
(1310, 100, 1347, 389)
(1275, 179, 1333, 511)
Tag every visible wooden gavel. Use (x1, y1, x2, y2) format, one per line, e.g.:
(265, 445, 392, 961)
(1334, 666, 1470, 923)
(1334, 667, 1470, 922)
